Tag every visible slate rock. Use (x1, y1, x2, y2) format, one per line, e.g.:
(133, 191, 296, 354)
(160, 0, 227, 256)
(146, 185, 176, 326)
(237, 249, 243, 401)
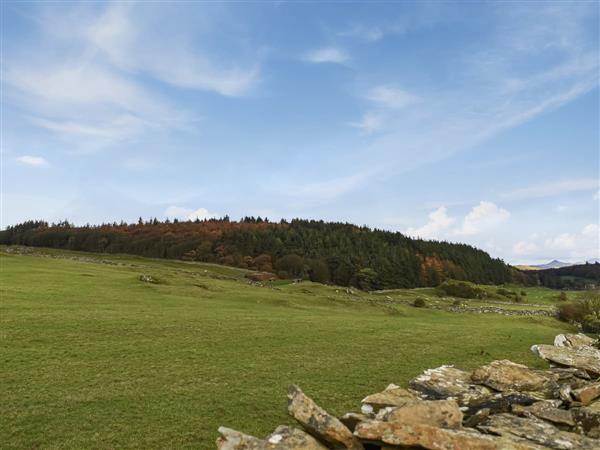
(379, 399, 463, 429)
(471, 360, 555, 393)
(478, 413, 600, 449)
(217, 426, 329, 450)
(572, 382, 600, 405)
(355, 419, 541, 450)
(360, 384, 417, 413)
(512, 400, 575, 427)
(409, 365, 492, 406)
(554, 334, 597, 348)
(531, 344, 600, 376)
(287, 385, 363, 450)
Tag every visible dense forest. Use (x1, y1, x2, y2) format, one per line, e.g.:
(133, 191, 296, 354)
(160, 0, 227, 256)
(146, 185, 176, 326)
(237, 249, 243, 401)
(0, 217, 524, 290)
(529, 263, 600, 290)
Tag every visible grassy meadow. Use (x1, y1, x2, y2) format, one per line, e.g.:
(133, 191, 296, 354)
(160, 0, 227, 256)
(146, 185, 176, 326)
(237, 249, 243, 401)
(0, 247, 575, 449)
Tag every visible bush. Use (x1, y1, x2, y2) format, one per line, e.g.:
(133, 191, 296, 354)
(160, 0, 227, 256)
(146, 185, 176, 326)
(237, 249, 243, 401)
(438, 281, 484, 299)
(558, 291, 568, 301)
(520, 291, 527, 296)
(452, 299, 462, 306)
(413, 298, 426, 308)
(512, 294, 524, 303)
(557, 302, 586, 323)
(496, 287, 517, 298)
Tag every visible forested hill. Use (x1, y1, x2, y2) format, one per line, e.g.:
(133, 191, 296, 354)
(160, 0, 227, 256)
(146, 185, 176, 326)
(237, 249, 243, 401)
(0, 218, 520, 289)
(527, 263, 600, 290)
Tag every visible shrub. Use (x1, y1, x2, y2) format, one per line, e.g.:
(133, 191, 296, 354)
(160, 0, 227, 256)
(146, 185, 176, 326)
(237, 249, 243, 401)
(512, 294, 524, 303)
(496, 287, 517, 298)
(520, 291, 527, 296)
(413, 298, 426, 308)
(556, 301, 586, 323)
(438, 281, 484, 299)
(452, 299, 462, 306)
(558, 291, 568, 301)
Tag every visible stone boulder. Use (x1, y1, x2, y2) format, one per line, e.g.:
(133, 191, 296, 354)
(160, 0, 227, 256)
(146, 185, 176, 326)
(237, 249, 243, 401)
(354, 419, 540, 450)
(471, 360, 555, 393)
(217, 426, 328, 450)
(287, 385, 363, 450)
(478, 413, 599, 449)
(380, 399, 463, 429)
(511, 400, 575, 427)
(360, 384, 417, 414)
(572, 382, 600, 405)
(409, 365, 493, 405)
(572, 401, 600, 438)
(554, 333, 597, 348)
(531, 344, 600, 376)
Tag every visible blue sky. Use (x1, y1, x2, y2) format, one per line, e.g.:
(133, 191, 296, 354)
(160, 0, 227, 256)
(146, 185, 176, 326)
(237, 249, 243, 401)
(2, 1, 599, 264)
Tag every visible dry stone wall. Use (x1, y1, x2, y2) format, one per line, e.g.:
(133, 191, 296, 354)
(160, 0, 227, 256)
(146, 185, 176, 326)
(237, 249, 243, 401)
(217, 333, 600, 449)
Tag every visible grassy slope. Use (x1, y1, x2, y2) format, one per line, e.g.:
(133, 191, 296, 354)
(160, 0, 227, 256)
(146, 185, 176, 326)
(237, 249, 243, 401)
(1, 248, 574, 449)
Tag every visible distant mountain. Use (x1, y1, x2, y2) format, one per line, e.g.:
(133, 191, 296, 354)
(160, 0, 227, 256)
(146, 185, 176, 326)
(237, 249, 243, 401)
(516, 258, 600, 271)
(533, 260, 574, 270)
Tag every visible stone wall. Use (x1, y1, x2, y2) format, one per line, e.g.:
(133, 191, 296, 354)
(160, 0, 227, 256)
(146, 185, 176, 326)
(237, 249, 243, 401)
(217, 333, 600, 449)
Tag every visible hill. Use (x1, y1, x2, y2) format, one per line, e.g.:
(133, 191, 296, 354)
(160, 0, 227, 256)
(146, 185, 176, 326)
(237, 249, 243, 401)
(0, 218, 519, 289)
(0, 247, 572, 449)
(526, 262, 600, 289)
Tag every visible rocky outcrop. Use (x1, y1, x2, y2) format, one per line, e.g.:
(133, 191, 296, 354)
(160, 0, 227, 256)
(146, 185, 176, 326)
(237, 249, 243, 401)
(216, 333, 600, 449)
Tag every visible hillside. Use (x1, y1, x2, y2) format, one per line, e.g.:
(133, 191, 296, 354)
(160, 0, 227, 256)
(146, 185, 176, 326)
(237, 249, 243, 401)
(0, 218, 519, 289)
(0, 247, 572, 449)
(526, 262, 600, 289)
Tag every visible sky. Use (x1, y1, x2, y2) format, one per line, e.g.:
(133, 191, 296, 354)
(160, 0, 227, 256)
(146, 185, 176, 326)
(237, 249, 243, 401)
(2, 1, 599, 265)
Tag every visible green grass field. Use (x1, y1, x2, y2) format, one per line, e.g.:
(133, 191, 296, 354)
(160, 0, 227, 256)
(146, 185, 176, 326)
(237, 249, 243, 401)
(0, 247, 575, 449)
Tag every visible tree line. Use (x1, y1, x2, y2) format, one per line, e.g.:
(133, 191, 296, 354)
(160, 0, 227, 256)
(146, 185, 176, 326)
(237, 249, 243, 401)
(1, 217, 523, 289)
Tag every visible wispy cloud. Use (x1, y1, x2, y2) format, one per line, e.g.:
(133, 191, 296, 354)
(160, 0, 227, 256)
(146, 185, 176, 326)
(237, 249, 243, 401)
(87, 4, 260, 97)
(347, 111, 384, 134)
(16, 155, 48, 167)
(503, 179, 599, 201)
(365, 85, 419, 109)
(3, 3, 260, 150)
(331, 3, 599, 200)
(303, 47, 349, 64)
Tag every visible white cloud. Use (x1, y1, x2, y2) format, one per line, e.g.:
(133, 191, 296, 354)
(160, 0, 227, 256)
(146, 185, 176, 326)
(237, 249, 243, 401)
(86, 4, 260, 97)
(513, 241, 538, 256)
(348, 112, 384, 134)
(16, 155, 48, 167)
(405, 206, 454, 239)
(455, 201, 510, 236)
(3, 3, 260, 150)
(365, 85, 419, 109)
(594, 190, 600, 201)
(503, 178, 599, 200)
(582, 223, 599, 238)
(545, 233, 576, 251)
(303, 47, 349, 64)
(164, 206, 218, 221)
